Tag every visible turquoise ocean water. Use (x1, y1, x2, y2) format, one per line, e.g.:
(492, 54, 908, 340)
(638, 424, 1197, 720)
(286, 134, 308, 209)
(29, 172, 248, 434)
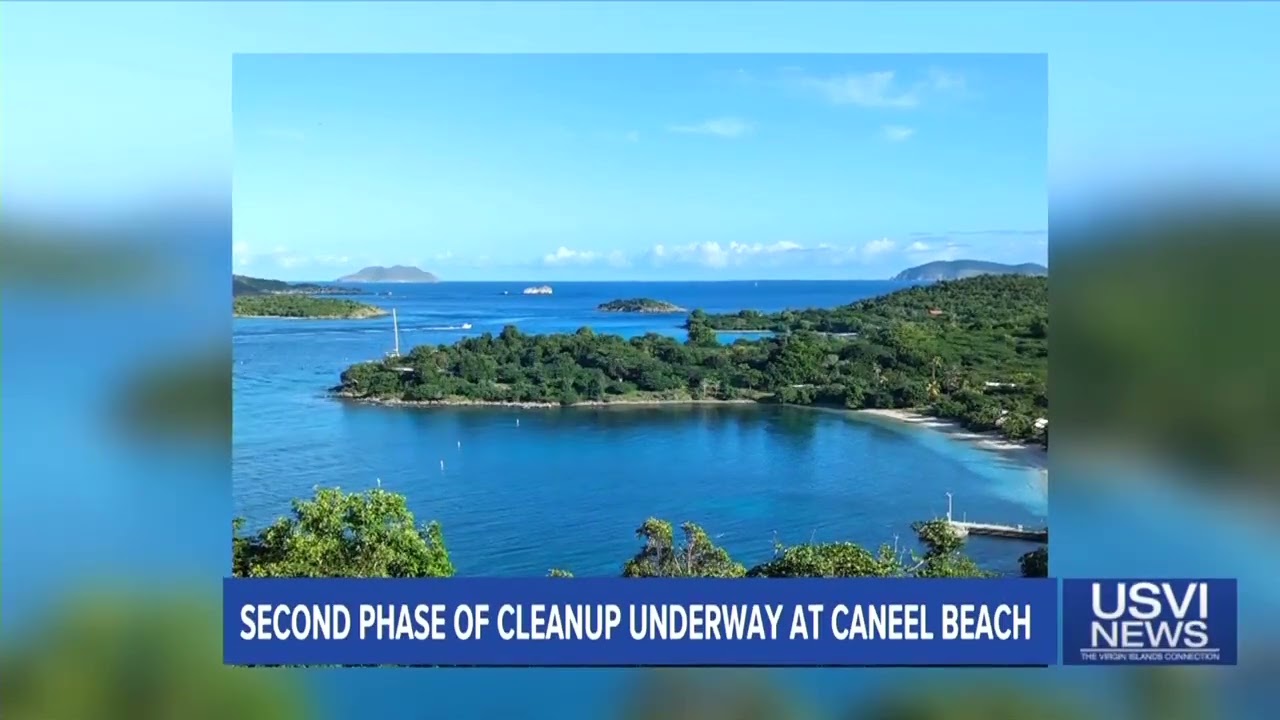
(233, 280, 1047, 576)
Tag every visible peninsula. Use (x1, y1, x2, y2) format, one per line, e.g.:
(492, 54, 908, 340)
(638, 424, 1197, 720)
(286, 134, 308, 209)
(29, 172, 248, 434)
(336, 265, 439, 283)
(892, 260, 1047, 282)
(333, 275, 1048, 444)
(597, 298, 687, 314)
(234, 295, 388, 319)
(233, 274, 363, 297)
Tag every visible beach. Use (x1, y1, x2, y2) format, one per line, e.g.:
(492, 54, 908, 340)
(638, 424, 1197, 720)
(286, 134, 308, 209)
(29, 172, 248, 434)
(854, 408, 1049, 475)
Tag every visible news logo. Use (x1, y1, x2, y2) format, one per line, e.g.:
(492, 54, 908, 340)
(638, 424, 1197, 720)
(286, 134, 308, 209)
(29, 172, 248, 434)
(1062, 579, 1237, 665)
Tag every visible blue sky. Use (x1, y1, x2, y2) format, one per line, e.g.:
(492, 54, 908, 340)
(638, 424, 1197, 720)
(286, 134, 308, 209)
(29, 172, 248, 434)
(5, 3, 1278, 266)
(233, 54, 1046, 281)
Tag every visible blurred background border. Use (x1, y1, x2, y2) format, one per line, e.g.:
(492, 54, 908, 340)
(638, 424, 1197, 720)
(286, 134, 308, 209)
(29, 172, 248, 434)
(3, 2, 1277, 719)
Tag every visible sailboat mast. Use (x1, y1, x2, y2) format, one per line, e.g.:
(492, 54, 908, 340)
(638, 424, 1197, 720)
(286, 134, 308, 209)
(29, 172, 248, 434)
(392, 308, 400, 357)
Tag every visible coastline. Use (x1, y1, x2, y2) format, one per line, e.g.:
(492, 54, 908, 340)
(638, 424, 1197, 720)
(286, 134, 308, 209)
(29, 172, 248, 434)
(234, 311, 388, 320)
(333, 392, 760, 409)
(332, 386, 1049, 476)
(331, 392, 1046, 475)
(852, 407, 1049, 475)
(598, 309, 687, 314)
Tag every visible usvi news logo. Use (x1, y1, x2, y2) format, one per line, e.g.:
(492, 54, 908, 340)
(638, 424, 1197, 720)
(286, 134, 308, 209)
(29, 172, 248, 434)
(1062, 579, 1237, 665)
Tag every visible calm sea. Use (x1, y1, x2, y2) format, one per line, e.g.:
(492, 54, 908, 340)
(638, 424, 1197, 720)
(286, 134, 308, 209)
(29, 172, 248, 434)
(233, 280, 1047, 577)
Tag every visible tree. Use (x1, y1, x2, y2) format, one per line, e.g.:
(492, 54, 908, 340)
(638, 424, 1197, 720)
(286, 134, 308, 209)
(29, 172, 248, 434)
(685, 320, 719, 347)
(748, 542, 899, 578)
(334, 274, 1048, 445)
(1019, 547, 1048, 577)
(613, 518, 996, 580)
(621, 518, 745, 578)
(232, 487, 454, 578)
(909, 520, 992, 578)
(1000, 413, 1035, 440)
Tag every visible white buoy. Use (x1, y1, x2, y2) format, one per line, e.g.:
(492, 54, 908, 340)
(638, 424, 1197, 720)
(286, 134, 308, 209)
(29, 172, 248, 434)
(440, 460, 445, 471)
(516, 418, 520, 427)
(376, 478, 381, 488)
(457, 441, 461, 449)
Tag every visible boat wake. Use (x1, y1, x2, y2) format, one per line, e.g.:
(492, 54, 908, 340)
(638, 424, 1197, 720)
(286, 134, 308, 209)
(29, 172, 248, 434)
(414, 323, 474, 331)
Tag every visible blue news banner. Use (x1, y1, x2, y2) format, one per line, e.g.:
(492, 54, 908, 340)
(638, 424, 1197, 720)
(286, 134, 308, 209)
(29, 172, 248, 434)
(224, 578, 1057, 666)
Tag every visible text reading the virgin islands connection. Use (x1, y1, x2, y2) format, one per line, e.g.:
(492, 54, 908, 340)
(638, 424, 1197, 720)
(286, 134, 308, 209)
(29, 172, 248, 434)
(240, 602, 1033, 642)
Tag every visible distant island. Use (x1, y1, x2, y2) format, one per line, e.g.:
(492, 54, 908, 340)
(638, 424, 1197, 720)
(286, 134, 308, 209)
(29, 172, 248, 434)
(597, 298, 686, 314)
(233, 295, 388, 319)
(523, 285, 554, 295)
(333, 275, 1048, 444)
(336, 265, 439, 283)
(892, 260, 1047, 282)
(232, 274, 364, 297)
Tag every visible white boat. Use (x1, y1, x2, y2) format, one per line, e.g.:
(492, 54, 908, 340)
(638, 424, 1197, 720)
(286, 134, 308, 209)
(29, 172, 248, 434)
(460, 323, 473, 330)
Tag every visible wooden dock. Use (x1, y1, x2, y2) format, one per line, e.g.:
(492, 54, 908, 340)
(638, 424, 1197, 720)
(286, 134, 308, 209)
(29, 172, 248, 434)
(939, 493, 1047, 543)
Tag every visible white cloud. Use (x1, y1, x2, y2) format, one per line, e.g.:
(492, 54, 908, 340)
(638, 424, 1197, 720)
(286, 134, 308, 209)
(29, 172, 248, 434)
(882, 125, 916, 142)
(862, 237, 896, 256)
(797, 71, 919, 108)
(232, 241, 253, 268)
(231, 242, 352, 272)
(668, 117, 753, 138)
(789, 68, 968, 109)
(928, 68, 968, 93)
(648, 240, 816, 269)
(904, 240, 971, 263)
(643, 238, 922, 269)
(542, 246, 630, 267)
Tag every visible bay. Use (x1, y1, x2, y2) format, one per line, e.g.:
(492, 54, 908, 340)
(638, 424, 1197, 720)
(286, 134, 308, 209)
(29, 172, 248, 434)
(233, 280, 1047, 576)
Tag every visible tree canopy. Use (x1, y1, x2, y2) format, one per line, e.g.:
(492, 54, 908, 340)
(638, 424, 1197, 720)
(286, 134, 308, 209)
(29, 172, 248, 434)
(232, 487, 454, 578)
(233, 295, 386, 319)
(335, 275, 1048, 444)
(598, 298, 687, 313)
(233, 489, 1038, 579)
(1018, 547, 1048, 578)
(621, 519, 748, 578)
(611, 517, 998, 579)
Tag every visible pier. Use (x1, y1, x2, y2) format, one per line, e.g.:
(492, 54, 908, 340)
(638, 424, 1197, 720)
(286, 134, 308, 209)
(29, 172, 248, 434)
(940, 493, 1047, 543)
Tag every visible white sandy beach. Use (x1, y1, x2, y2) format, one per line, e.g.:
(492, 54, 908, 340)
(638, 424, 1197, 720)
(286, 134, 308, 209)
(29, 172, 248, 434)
(854, 408, 1049, 476)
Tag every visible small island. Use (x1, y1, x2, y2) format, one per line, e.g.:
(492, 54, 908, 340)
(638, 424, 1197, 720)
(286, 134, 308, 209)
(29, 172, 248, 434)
(233, 295, 388, 319)
(523, 285, 554, 295)
(597, 298, 687, 314)
(233, 274, 364, 297)
(337, 265, 439, 283)
(892, 260, 1047, 282)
